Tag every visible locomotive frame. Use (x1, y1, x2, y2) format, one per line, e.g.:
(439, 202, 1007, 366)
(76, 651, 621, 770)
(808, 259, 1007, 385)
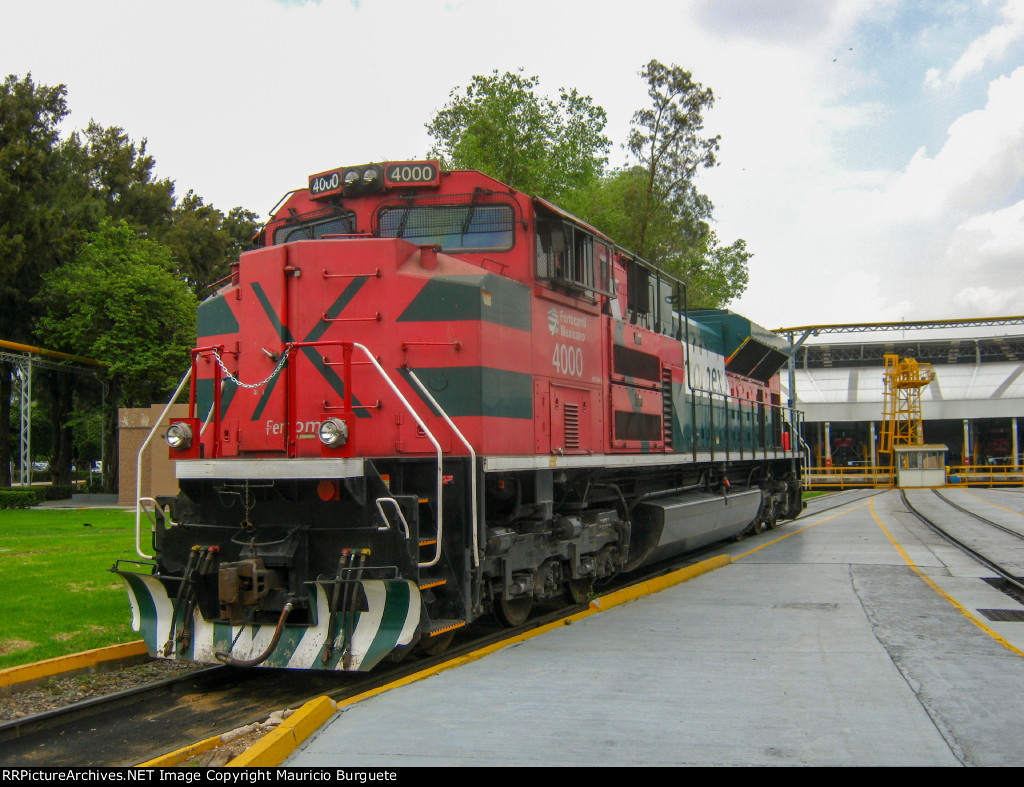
(115, 161, 805, 671)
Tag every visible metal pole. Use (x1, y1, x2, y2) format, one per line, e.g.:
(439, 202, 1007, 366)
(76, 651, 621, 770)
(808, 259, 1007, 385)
(1012, 417, 1019, 471)
(18, 359, 32, 487)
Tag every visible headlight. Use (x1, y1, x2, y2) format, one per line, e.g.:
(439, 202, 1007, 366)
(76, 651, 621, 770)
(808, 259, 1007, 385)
(166, 422, 193, 451)
(318, 418, 348, 447)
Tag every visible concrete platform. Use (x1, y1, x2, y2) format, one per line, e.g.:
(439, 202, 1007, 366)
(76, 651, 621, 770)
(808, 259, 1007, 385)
(285, 488, 1024, 767)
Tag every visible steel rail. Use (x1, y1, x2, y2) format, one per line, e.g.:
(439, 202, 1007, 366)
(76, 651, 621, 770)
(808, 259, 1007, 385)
(899, 490, 1024, 596)
(932, 489, 1024, 543)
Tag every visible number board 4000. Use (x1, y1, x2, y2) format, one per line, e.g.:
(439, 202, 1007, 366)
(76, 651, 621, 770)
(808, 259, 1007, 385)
(384, 162, 440, 188)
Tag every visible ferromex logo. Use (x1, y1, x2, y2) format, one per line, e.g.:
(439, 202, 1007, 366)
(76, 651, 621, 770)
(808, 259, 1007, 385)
(547, 307, 587, 342)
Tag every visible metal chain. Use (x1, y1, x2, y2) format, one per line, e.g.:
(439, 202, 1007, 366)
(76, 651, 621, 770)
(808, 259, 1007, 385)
(211, 347, 290, 390)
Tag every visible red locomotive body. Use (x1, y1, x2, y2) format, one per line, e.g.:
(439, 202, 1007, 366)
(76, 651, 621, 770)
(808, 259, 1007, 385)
(116, 162, 804, 671)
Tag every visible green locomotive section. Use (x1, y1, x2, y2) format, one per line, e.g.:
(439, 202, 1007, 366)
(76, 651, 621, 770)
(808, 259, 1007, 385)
(396, 273, 532, 330)
(400, 366, 533, 420)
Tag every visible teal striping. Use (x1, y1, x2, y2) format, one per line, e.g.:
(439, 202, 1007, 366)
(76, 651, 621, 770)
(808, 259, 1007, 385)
(401, 366, 533, 419)
(251, 282, 294, 343)
(250, 371, 279, 422)
(195, 378, 238, 422)
(397, 275, 531, 331)
(360, 581, 413, 671)
(263, 625, 308, 668)
(122, 573, 159, 654)
(197, 295, 240, 338)
(250, 279, 372, 420)
(212, 622, 234, 656)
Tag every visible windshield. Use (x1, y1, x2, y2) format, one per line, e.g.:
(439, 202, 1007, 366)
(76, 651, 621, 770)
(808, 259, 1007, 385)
(377, 204, 515, 252)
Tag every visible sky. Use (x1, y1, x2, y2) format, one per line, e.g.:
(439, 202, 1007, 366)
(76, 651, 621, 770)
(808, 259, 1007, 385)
(4, 0, 1024, 334)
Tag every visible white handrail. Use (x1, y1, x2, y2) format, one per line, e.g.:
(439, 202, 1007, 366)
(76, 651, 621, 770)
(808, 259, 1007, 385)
(407, 369, 480, 568)
(350, 343, 444, 569)
(375, 497, 411, 538)
(135, 366, 192, 560)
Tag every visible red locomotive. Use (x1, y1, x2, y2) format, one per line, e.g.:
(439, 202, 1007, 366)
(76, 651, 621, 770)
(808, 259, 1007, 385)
(115, 161, 804, 671)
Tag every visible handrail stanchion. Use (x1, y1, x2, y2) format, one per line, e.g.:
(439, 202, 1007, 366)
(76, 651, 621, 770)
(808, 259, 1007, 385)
(407, 370, 480, 568)
(135, 367, 192, 560)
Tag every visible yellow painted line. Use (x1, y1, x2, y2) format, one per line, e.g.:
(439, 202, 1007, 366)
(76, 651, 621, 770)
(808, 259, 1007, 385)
(137, 696, 339, 768)
(228, 696, 338, 768)
(965, 490, 1024, 518)
(868, 497, 1024, 658)
(733, 501, 872, 561)
(138, 734, 224, 767)
(327, 556, 732, 712)
(0, 640, 148, 689)
(151, 554, 732, 768)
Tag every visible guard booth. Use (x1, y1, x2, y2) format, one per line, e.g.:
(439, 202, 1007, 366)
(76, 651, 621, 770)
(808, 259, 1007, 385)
(894, 444, 948, 488)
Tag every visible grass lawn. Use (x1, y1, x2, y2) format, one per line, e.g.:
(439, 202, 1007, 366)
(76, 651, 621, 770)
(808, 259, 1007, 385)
(0, 507, 143, 669)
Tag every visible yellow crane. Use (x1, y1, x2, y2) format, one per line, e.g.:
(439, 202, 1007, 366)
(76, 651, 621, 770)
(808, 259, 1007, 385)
(878, 354, 934, 471)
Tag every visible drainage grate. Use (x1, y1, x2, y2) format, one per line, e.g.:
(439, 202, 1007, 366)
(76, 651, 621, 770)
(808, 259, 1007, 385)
(978, 609, 1024, 622)
(982, 576, 1024, 607)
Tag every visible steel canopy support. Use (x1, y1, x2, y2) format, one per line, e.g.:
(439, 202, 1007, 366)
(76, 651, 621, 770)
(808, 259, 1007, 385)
(16, 359, 31, 487)
(1, 347, 106, 488)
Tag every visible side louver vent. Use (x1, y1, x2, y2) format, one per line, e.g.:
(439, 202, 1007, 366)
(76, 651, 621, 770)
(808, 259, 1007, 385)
(564, 402, 580, 450)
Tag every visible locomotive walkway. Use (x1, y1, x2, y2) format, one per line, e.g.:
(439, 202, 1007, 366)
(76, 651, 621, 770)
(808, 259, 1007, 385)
(282, 488, 1024, 767)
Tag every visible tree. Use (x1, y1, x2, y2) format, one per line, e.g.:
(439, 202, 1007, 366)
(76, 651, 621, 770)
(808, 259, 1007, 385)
(67, 121, 175, 236)
(627, 60, 720, 258)
(0, 74, 85, 486)
(160, 193, 259, 296)
(426, 70, 610, 204)
(35, 220, 198, 492)
(574, 61, 750, 309)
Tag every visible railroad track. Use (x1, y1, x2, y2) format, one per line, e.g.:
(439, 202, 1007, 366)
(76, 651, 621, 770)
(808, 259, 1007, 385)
(802, 488, 886, 518)
(900, 488, 1024, 602)
(0, 556, 712, 766)
(1, 504, 831, 768)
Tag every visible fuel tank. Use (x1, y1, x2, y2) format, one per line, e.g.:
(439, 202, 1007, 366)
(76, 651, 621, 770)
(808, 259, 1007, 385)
(624, 488, 762, 571)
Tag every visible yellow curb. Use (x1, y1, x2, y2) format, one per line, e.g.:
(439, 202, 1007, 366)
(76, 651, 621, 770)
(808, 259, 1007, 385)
(138, 735, 224, 767)
(0, 640, 148, 689)
(228, 696, 338, 767)
(139, 554, 733, 768)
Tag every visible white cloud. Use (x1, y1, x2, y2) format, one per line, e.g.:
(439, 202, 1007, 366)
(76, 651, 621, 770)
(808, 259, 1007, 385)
(802, 65, 1024, 230)
(949, 199, 1024, 273)
(955, 284, 1024, 314)
(925, 0, 1024, 89)
(4, 0, 1022, 331)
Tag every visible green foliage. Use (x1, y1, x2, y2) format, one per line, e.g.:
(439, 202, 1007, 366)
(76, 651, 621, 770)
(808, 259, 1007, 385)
(426, 70, 610, 204)
(35, 220, 198, 407)
(66, 121, 175, 235)
(425, 63, 750, 309)
(0, 508, 140, 667)
(0, 75, 85, 342)
(0, 489, 42, 509)
(160, 192, 259, 295)
(572, 61, 750, 309)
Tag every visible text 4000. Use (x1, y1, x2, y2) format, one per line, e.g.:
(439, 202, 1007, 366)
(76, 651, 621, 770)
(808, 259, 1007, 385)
(552, 344, 584, 377)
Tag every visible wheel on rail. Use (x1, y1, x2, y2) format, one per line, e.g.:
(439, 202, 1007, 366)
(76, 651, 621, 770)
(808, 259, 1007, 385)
(749, 519, 765, 536)
(495, 596, 533, 627)
(419, 630, 455, 656)
(566, 578, 594, 605)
